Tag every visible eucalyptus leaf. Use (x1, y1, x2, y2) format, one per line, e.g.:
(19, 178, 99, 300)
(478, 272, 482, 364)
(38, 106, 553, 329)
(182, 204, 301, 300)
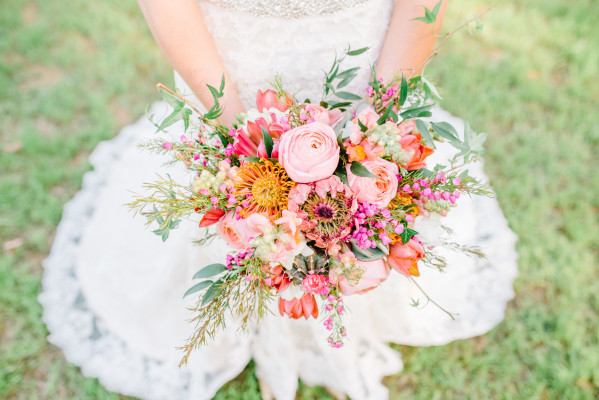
(400, 104, 433, 120)
(431, 122, 461, 144)
(183, 280, 213, 298)
(346, 47, 369, 56)
(415, 119, 436, 149)
(335, 91, 362, 101)
(201, 279, 224, 307)
(155, 108, 183, 133)
(193, 263, 227, 279)
(351, 243, 386, 261)
(336, 67, 360, 80)
(350, 161, 377, 178)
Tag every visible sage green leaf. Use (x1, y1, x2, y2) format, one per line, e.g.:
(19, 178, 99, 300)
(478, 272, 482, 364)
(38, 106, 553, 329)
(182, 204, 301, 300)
(336, 67, 360, 80)
(398, 74, 408, 106)
(182, 108, 192, 132)
(400, 104, 433, 120)
(377, 102, 395, 124)
(350, 161, 377, 178)
(183, 280, 213, 298)
(346, 47, 369, 56)
(201, 279, 224, 307)
(193, 263, 227, 279)
(401, 227, 419, 244)
(351, 243, 386, 261)
(335, 168, 350, 187)
(335, 91, 362, 101)
(422, 75, 442, 99)
(431, 121, 461, 144)
(261, 126, 273, 158)
(415, 119, 436, 149)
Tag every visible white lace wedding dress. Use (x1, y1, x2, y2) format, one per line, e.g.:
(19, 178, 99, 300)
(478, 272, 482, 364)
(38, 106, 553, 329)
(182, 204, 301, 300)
(39, 0, 518, 399)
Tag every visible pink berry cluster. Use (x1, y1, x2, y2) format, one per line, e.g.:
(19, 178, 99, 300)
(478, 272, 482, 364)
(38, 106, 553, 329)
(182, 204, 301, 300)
(324, 295, 346, 348)
(352, 202, 407, 249)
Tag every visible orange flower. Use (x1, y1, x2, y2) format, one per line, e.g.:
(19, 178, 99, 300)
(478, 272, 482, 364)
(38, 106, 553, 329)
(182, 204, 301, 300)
(265, 264, 292, 292)
(278, 293, 319, 319)
(386, 238, 425, 277)
(400, 133, 433, 171)
(346, 145, 366, 162)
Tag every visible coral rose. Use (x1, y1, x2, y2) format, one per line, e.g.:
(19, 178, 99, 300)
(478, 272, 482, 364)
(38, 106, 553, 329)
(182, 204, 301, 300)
(278, 292, 319, 319)
(278, 122, 340, 183)
(387, 238, 425, 277)
(338, 259, 390, 295)
(264, 264, 292, 292)
(400, 133, 433, 171)
(216, 212, 250, 250)
(346, 158, 399, 208)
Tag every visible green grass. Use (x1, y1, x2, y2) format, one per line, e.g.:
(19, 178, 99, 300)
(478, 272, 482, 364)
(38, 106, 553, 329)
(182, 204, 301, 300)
(1, 0, 598, 399)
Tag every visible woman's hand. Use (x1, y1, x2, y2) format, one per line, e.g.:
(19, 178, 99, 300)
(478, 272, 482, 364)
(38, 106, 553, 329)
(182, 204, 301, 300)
(138, 0, 245, 126)
(376, 0, 447, 81)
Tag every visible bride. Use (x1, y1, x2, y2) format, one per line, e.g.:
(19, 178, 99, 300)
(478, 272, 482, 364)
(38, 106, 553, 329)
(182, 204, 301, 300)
(39, 0, 518, 399)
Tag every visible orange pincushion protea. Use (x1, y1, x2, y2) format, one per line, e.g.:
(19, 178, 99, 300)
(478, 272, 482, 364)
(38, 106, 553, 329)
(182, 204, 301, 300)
(278, 293, 319, 319)
(234, 160, 295, 220)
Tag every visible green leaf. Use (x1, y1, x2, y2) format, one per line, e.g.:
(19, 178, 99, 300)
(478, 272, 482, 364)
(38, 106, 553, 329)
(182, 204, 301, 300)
(201, 279, 224, 307)
(421, 75, 442, 100)
(412, 0, 441, 24)
(219, 74, 226, 93)
(183, 280, 213, 298)
(346, 47, 369, 56)
(335, 168, 350, 187)
(330, 101, 353, 110)
(155, 108, 183, 133)
(335, 91, 362, 101)
(241, 157, 261, 163)
(377, 102, 395, 124)
(152, 218, 181, 242)
(193, 263, 227, 279)
(401, 227, 419, 244)
(158, 87, 184, 110)
(350, 161, 377, 178)
(400, 104, 433, 120)
(415, 119, 436, 149)
(336, 67, 360, 80)
(182, 108, 192, 132)
(351, 243, 386, 261)
(398, 74, 408, 107)
(357, 118, 368, 132)
(261, 126, 273, 158)
(431, 121, 460, 144)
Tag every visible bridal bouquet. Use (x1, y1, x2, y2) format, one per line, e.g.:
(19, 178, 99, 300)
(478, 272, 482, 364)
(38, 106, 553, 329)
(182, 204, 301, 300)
(130, 47, 488, 363)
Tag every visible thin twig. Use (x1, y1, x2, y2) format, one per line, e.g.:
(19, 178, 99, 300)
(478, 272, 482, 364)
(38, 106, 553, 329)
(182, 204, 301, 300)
(408, 8, 492, 80)
(408, 276, 457, 319)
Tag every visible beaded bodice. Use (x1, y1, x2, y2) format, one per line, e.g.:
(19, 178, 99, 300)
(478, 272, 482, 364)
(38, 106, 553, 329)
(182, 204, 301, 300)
(207, 0, 371, 18)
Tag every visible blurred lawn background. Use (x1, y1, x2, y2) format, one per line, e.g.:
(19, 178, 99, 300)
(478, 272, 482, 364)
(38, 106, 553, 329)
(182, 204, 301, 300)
(1, 0, 598, 399)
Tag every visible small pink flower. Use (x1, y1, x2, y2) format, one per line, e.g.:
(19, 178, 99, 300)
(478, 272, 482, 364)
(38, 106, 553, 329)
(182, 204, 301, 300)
(256, 89, 293, 112)
(302, 273, 329, 295)
(162, 142, 173, 149)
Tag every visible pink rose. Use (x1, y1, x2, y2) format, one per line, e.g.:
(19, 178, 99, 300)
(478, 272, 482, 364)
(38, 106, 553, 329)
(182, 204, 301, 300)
(400, 133, 433, 171)
(349, 107, 379, 145)
(387, 238, 425, 277)
(216, 212, 250, 250)
(302, 273, 329, 295)
(347, 158, 399, 208)
(338, 259, 390, 295)
(278, 122, 340, 183)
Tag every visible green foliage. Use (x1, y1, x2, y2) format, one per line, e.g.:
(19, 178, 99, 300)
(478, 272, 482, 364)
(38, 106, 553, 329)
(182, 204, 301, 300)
(412, 0, 443, 24)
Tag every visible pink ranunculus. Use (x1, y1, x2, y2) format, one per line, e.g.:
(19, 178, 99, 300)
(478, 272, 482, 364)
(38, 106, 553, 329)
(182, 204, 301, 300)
(349, 107, 380, 145)
(303, 103, 343, 126)
(302, 273, 329, 295)
(346, 158, 399, 208)
(387, 238, 425, 277)
(256, 89, 293, 112)
(278, 122, 340, 183)
(216, 212, 250, 250)
(396, 119, 417, 136)
(338, 259, 390, 295)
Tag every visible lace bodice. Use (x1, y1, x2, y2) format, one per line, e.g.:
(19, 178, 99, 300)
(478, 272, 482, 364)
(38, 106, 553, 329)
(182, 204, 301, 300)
(186, 0, 395, 108)
(206, 0, 372, 18)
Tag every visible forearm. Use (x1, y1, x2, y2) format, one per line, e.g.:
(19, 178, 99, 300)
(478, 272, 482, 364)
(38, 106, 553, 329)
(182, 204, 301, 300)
(376, 0, 447, 81)
(138, 0, 244, 125)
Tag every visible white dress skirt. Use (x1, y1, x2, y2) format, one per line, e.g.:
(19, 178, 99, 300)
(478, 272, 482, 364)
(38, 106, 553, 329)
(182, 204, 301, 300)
(39, 1, 518, 399)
